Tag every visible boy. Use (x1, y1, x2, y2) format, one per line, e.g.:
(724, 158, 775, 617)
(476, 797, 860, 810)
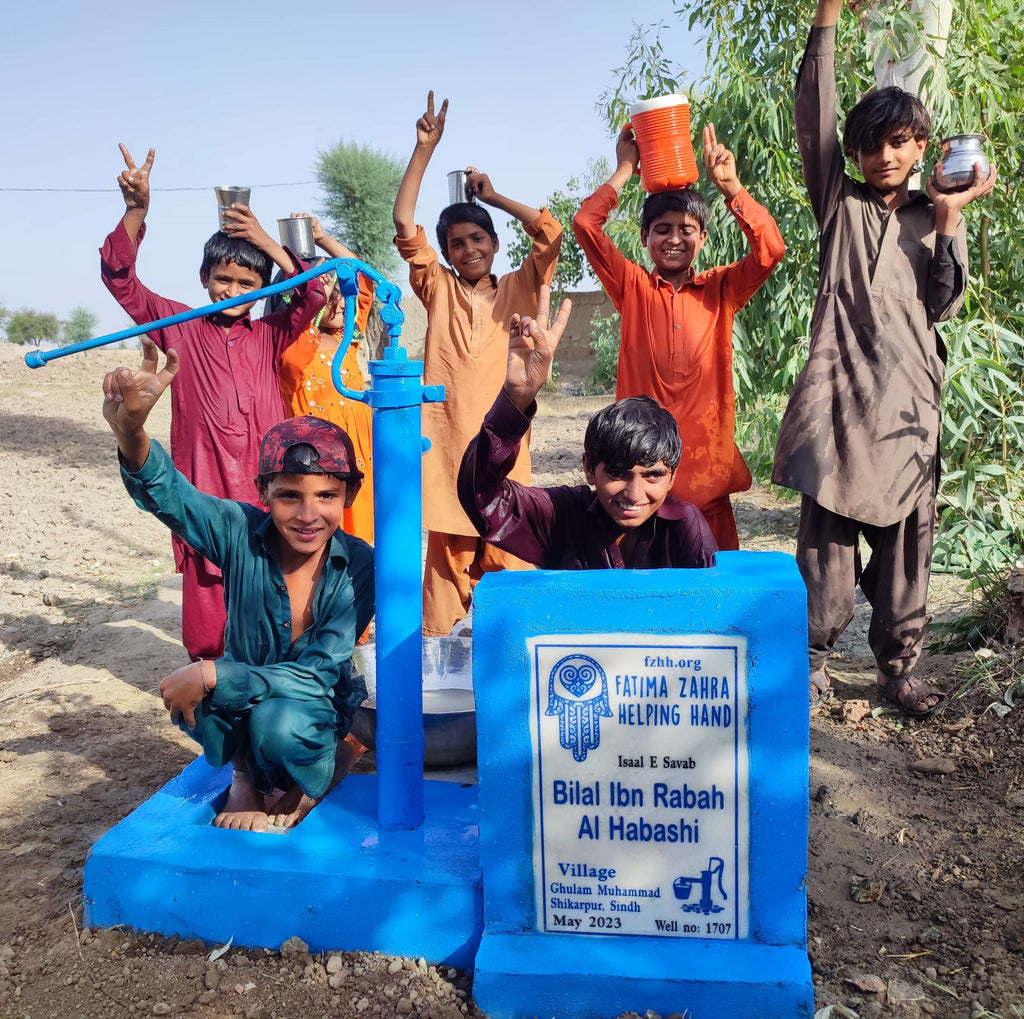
(459, 287, 717, 570)
(101, 145, 326, 662)
(393, 91, 563, 636)
(573, 124, 785, 551)
(771, 0, 997, 712)
(103, 338, 373, 832)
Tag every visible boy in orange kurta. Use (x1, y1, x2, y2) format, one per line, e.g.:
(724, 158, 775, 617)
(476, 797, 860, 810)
(393, 91, 562, 636)
(574, 125, 784, 550)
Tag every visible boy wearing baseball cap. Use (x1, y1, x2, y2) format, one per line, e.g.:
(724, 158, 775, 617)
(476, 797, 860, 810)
(103, 337, 374, 832)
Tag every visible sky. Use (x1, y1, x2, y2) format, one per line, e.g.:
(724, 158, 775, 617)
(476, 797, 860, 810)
(1, 0, 703, 347)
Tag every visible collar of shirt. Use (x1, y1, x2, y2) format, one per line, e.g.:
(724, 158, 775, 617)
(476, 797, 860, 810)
(253, 513, 352, 566)
(204, 312, 255, 330)
(458, 273, 499, 293)
(651, 266, 703, 291)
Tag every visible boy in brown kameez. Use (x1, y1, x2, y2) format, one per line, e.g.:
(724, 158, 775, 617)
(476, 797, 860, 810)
(772, 0, 997, 714)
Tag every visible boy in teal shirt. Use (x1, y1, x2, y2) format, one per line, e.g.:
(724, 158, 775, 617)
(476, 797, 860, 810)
(104, 338, 374, 832)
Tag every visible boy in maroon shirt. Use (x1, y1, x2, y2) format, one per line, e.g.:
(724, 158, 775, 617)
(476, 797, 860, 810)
(101, 145, 325, 660)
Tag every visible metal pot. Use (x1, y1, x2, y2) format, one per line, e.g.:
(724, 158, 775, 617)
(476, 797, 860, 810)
(932, 133, 990, 193)
(349, 636, 476, 768)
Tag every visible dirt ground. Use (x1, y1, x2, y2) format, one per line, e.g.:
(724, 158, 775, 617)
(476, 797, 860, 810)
(0, 342, 1021, 1019)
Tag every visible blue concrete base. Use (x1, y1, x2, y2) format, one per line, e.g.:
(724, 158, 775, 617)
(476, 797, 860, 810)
(474, 933, 813, 1018)
(84, 758, 482, 967)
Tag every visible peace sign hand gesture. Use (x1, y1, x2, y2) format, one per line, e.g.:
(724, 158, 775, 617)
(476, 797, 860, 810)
(117, 143, 155, 213)
(504, 285, 573, 412)
(702, 124, 741, 200)
(416, 90, 449, 149)
(102, 336, 179, 470)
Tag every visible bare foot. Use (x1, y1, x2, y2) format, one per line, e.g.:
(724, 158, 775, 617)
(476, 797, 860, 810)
(266, 735, 366, 828)
(213, 768, 269, 832)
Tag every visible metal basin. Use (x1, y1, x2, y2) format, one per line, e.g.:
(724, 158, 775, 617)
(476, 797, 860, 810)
(349, 636, 476, 768)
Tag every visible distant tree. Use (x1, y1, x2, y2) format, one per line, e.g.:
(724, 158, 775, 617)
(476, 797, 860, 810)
(316, 140, 404, 281)
(61, 306, 99, 345)
(0, 304, 10, 335)
(6, 309, 60, 346)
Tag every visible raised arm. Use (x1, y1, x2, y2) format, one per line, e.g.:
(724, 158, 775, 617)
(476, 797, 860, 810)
(101, 336, 179, 471)
(465, 168, 542, 227)
(302, 214, 357, 260)
(393, 90, 448, 240)
(116, 144, 156, 246)
(815, 0, 842, 27)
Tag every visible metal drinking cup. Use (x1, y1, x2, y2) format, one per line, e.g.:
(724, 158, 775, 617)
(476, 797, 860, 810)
(214, 186, 251, 230)
(277, 216, 316, 259)
(447, 170, 476, 205)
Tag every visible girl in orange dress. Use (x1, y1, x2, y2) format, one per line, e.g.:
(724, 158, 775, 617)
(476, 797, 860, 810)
(279, 217, 376, 544)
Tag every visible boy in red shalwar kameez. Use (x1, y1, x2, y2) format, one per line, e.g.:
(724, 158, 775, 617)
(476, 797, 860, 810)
(101, 145, 325, 660)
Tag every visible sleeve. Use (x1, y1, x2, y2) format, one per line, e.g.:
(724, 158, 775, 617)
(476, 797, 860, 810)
(718, 188, 787, 311)
(457, 389, 559, 566)
(508, 207, 563, 295)
(572, 185, 632, 309)
(119, 440, 246, 567)
(212, 537, 374, 720)
(394, 226, 442, 304)
(354, 274, 374, 334)
(259, 252, 328, 361)
(99, 221, 191, 353)
(795, 26, 846, 227)
(927, 226, 968, 323)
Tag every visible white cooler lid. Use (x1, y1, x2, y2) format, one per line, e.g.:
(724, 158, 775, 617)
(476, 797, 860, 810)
(629, 93, 689, 117)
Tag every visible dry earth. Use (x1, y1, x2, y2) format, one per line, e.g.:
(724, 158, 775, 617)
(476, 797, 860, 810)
(0, 343, 1022, 1019)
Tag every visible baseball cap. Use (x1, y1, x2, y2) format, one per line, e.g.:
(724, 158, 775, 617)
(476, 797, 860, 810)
(257, 416, 363, 495)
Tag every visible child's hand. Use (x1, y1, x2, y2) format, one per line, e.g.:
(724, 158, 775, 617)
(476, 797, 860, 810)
(927, 161, 999, 217)
(102, 336, 179, 441)
(222, 204, 272, 247)
(616, 126, 640, 176)
(117, 144, 155, 213)
(159, 661, 212, 729)
(416, 90, 449, 148)
(703, 124, 740, 200)
(465, 167, 496, 204)
(504, 285, 573, 412)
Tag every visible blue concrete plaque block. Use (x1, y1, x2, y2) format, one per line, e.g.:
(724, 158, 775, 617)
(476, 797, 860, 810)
(472, 551, 813, 1018)
(84, 764, 482, 967)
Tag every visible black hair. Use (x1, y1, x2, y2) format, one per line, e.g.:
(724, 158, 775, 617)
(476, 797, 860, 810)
(256, 443, 362, 491)
(641, 188, 710, 235)
(843, 86, 931, 158)
(584, 396, 682, 474)
(435, 203, 498, 263)
(200, 231, 274, 287)
(263, 257, 327, 316)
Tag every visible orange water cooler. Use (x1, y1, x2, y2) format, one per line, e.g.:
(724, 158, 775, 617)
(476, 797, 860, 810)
(627, 94, 699, 193)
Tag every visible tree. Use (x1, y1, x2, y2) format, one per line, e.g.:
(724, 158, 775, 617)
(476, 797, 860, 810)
(316, 140, 404, 281)
(506, 157, 622, 299)
(600, 0, 1021, 570)
(61, 306, 99, 345)
(5, 309, 60, 346)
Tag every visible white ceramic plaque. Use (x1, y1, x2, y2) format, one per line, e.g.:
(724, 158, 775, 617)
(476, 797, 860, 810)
(528, 634, 749, 939)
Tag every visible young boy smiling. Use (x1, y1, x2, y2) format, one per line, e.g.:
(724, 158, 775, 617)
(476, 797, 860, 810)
(101, 145, 326, 662)
(459, 287, 717, 570)
(104, 338, 373, 832)
(393, 91, 562, 635)
(574, 124, 784, 551)
(772, 0, 997, 713)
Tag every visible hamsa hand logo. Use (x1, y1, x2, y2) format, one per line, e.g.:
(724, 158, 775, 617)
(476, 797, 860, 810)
(546, 654, 611, 762)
